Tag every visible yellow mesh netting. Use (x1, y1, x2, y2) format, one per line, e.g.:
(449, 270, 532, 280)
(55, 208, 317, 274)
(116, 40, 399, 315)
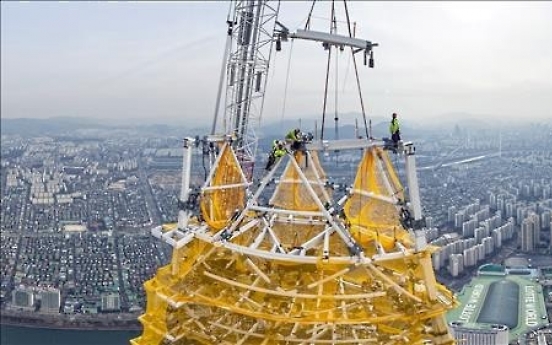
(133, 240, 457, 345)
(133, 146, 457, 345)
(130, 278, 168, 345)
(270, 222, 325, 251)
(271, 152, 330, 211)
(345, 147, 411, 250)
(200, 145, 246, 231)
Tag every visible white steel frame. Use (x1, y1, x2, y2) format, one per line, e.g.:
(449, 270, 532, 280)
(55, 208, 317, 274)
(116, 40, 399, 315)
(156, 141, 424, 266)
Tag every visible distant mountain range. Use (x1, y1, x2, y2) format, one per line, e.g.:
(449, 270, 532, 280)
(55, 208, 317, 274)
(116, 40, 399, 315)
(0, 117, 201, 138)
(1, 117, 106, 136)
(0, 116, 419, 140)
(2, 113, 546, 138)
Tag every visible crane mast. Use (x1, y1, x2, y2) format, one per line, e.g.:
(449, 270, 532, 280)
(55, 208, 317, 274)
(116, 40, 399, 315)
(212, 0, 280, 165)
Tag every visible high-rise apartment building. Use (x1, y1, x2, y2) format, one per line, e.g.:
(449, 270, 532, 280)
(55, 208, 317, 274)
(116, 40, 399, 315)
(529, 213, 540, 245)
(101, 293, 121, 312)
(40, 288, 60, 313)
(521, 214, 541, 253)
(12, 286, 34, 309)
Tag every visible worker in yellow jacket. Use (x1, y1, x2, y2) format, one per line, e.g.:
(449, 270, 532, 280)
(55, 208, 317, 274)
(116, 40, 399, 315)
(265, 140, 287, 171)
(286, 128, 303, 151)
(389, 113, 400, 147)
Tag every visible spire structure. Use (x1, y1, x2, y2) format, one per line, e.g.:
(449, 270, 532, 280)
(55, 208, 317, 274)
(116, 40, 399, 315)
(131, 1, 456, 344)
(131, 143, 457, 345)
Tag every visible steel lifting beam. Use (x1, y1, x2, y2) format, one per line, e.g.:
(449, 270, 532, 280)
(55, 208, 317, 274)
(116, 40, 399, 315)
(290, 29, 377, 51)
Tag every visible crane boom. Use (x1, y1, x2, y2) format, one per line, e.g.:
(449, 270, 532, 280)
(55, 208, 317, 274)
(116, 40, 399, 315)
(212, 0, 280, 165)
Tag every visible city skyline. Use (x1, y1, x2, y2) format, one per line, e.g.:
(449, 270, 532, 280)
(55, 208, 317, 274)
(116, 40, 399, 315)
(2, 1, 552, 126)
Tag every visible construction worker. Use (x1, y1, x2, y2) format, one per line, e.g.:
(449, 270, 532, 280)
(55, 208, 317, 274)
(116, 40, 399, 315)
(389, 113, 400, 147)
(265, 140, 286, 171)
(286, 128, 302, 151)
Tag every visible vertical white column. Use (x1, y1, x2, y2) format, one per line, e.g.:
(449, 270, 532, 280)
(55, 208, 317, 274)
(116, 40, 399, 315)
(178, 137, 195, 230)
(404, 143, 422, 222)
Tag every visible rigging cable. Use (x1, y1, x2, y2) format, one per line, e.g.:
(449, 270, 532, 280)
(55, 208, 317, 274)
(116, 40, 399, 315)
(211, 17, 235, 134)
(223, 0, 238, 135)
(258, 0, 282, 127)
(279, 40, 295, 133)
(343, 0, 370, 140)
(333, 3, 339, 143)
(320, 0, 336, 140)
(304, 0, 317, 30)
(209, 0, 235, 182)
(211, 2, 234, 134)
(333, 3, 339, 164)
(340, 23, 354, 106)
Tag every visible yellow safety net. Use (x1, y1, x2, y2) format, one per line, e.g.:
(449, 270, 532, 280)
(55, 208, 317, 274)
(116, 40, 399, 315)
(200, 144, 246, 231)
(132, 146, 457, 345)
(133, 241, 456, 345)
(270, 151, 330, 211)
(345, 147, 412, 251)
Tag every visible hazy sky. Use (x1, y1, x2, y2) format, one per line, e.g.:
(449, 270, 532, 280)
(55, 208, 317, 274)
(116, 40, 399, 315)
(2, 1, 552, 126)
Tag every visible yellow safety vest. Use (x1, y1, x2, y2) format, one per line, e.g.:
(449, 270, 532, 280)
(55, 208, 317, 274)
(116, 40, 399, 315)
(389, 119, 400, 135)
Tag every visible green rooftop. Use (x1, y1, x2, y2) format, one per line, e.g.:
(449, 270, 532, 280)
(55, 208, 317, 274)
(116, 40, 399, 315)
(478, 263, 505, 274)
(447, 273, 549, 342)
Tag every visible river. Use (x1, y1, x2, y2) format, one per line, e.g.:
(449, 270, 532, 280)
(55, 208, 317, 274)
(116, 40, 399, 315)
(0, 325, 140, 345)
